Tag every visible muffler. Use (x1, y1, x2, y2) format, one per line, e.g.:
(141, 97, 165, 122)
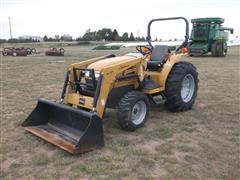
(22, 98, 104, 154)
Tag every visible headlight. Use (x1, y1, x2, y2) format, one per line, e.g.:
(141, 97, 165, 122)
(83, 70, 90, 77)
(94, 71, 100, 80)
(83, 70, 100, 80)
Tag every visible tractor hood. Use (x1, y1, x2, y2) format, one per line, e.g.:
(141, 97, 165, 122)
(87, 53, 143, 71)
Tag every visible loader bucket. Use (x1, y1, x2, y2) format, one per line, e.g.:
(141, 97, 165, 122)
(22, 98, 104, 154)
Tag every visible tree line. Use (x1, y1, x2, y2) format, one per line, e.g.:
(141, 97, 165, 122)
(0, 28, 146, 43)
(76, 28, 145, 41)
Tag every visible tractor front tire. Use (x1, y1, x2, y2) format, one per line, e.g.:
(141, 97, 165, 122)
(117, 91, 150, 131)
(165, 61, 198, 112)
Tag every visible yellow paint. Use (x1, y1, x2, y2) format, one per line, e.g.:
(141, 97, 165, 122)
(145, 53, 182, 90)
(144, 87, 162, 94)
(64, 52, 184, 119)
(65, 93, 93, 109)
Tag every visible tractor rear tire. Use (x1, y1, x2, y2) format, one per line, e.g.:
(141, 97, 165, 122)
(217, 42, 227, 57)
(117, 91, 150, 131)
(165, 61, 198, 112)
(211, 41, 217, 57)
(216, 41, 223, 57)
(214, 41, 226, 57)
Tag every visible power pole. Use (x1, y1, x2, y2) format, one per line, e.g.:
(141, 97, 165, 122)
(8, 16, 12, 39)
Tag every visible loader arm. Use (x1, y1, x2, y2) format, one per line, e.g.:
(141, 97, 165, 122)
(65, 55, 145, 118)
(94, 56, 145, 117)
(22, 54, 145, 154)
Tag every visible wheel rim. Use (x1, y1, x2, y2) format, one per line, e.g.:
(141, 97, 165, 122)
(181, 74, 195, 103)
(131, 100, 147, 125)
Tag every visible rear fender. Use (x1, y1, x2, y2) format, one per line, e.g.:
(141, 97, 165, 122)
(145, 54, 181, 90)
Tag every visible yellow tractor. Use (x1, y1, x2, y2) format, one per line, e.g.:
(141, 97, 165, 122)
(22, 17, 198, 154)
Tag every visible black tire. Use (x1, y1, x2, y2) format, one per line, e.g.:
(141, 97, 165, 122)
(117, 91, 150, 131)
(26, 48, 31, 55)
(211, 41, 217, 57)
(215, 41, 226, 57)
(2, 51, 8, 56)
(59, 48, 65, 56)
(59, 48, 65, 52)
(222, 42, 227, 57)
(165, 61, 198, 112)
(216, 41, 223, 57)
(31, 48, 36, 53)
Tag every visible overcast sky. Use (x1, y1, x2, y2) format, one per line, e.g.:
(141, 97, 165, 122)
(0, 0, 239, 40)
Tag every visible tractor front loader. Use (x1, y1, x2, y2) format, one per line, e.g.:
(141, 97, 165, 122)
(22, 17, 198, 154)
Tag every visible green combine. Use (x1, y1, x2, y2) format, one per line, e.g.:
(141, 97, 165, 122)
(188, 17, 233, 57)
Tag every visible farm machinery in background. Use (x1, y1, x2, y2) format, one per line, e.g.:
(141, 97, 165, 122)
(2, 47, 36, 56)
(22, 17, 198, 154)
(45, 48, 65, 56)
(188, 17, 233, 57)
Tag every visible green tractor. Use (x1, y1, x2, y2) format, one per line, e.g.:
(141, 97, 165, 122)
(188, 17, 233, 57)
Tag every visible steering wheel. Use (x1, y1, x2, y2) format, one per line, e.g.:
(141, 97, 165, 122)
(136, 45, 152, 55)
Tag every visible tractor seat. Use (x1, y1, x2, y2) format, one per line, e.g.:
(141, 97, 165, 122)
(147, 45, 169, 71)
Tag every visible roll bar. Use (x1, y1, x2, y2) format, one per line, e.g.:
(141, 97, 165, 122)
(147, 17, 189, 52)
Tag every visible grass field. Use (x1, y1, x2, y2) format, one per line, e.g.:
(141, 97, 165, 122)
(0, 45, 239, 179)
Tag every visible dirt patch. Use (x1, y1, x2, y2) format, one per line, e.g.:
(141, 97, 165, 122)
(135, 140, 162, 153)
